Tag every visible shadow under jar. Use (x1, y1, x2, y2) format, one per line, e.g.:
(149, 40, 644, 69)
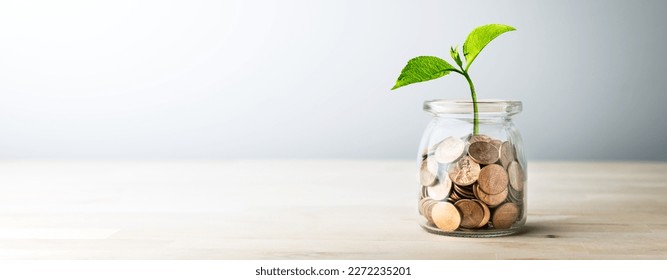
(417, 100, 527, 237)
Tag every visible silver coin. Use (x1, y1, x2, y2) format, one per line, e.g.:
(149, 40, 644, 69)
(426, 155, 439, 175)
(500, 141, 515, 168)
(419, 160, 437, 186)
(508, 161, 525, 192)
(427, 175, 452, 200)
(418, 197, 431, 215)
(434, 136, 466, 164)
(419, 185, 428, 199)
(508, 186, 524, 205)
(420, 148, 428, 161)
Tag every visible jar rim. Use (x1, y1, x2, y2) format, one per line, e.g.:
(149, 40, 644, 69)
(424, 99, 522, 116)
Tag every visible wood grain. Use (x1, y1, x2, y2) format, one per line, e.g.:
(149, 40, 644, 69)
(0, 160, 665, 259)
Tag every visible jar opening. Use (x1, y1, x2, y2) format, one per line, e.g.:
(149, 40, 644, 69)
(424, 99, 522, 117)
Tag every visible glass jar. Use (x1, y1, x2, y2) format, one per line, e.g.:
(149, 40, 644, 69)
(417, 100, 526, 237)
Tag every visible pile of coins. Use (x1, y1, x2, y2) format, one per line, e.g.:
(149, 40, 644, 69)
(418, 134, 525, 232)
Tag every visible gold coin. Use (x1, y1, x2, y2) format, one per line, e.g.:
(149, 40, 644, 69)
(474, 182, 508, 207)
(473, 199, 491, 228)
(478, 164, 509, 195)
(492, 202, 520, 229)
(428, 175, 452, 200)
(431, 202, 461, 232)
(419, 160, 437, 186)
(434, 136, 466, 164)
(454, 199, 485, 229)
(508, 161, 525, 192)
(500, 141, 515, 168)
(448, 156, 481, 186)
(468, 141, 500, 165)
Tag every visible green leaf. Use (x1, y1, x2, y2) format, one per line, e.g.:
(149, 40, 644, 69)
(391, 56, 458, 90)
(463, 24, 516, 71)
(450, 46, 463, 69)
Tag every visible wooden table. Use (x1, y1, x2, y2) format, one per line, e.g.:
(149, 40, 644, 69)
(0, 160, 665, 259)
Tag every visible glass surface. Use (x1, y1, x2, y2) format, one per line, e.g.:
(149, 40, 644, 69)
(417, 99, 526, 237)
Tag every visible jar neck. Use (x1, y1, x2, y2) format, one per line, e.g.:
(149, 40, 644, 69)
(423, 99, 522, 119)
(432, 113, 515, 122)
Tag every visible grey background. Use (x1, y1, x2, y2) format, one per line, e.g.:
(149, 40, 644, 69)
(0, 0, 665, 161)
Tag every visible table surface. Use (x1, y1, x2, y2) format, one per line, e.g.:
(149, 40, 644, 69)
(0, 160, 666, 260)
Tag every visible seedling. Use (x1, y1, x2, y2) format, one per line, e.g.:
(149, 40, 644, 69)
(391, 24, 516, 135)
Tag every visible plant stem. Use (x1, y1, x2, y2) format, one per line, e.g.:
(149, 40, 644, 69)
(462, 71, 479, 135)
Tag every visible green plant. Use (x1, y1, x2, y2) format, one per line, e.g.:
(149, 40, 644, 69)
(391, 24, 516, 135)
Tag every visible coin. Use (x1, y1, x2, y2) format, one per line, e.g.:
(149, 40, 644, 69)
(474, 182, 508, 207)
(420, 148, 428, 161)
(453, 183, 475, 199)
(418, 197, 430, 215)
(424, 200, 439, 223)
(508, 187, 523, 205)
(449, 190, 462, 202)
(455, 199, 485, 229)
(427, 176, 452, 200)
(419, 198, 433, 219)
(492, 202, 519, 229)
(473, 199, 491, 228)
(508, 161, 525, 192)
(426, 155, 439, 175)
(434, 136, 466, 164)
(423, 198, 435, 216)
(478, 164, 509, 195)
(431, 202, 461, 232)
(490, 139, 502, 149)
(454, 190, 474, 200)
(468, 134, 491, 143)
(468, 141, 500, 165)
(500, 141, 515, 168)
(419, 160, 438, 186)
(419, 185, 428, 199)
(448, 156, 481, 186)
